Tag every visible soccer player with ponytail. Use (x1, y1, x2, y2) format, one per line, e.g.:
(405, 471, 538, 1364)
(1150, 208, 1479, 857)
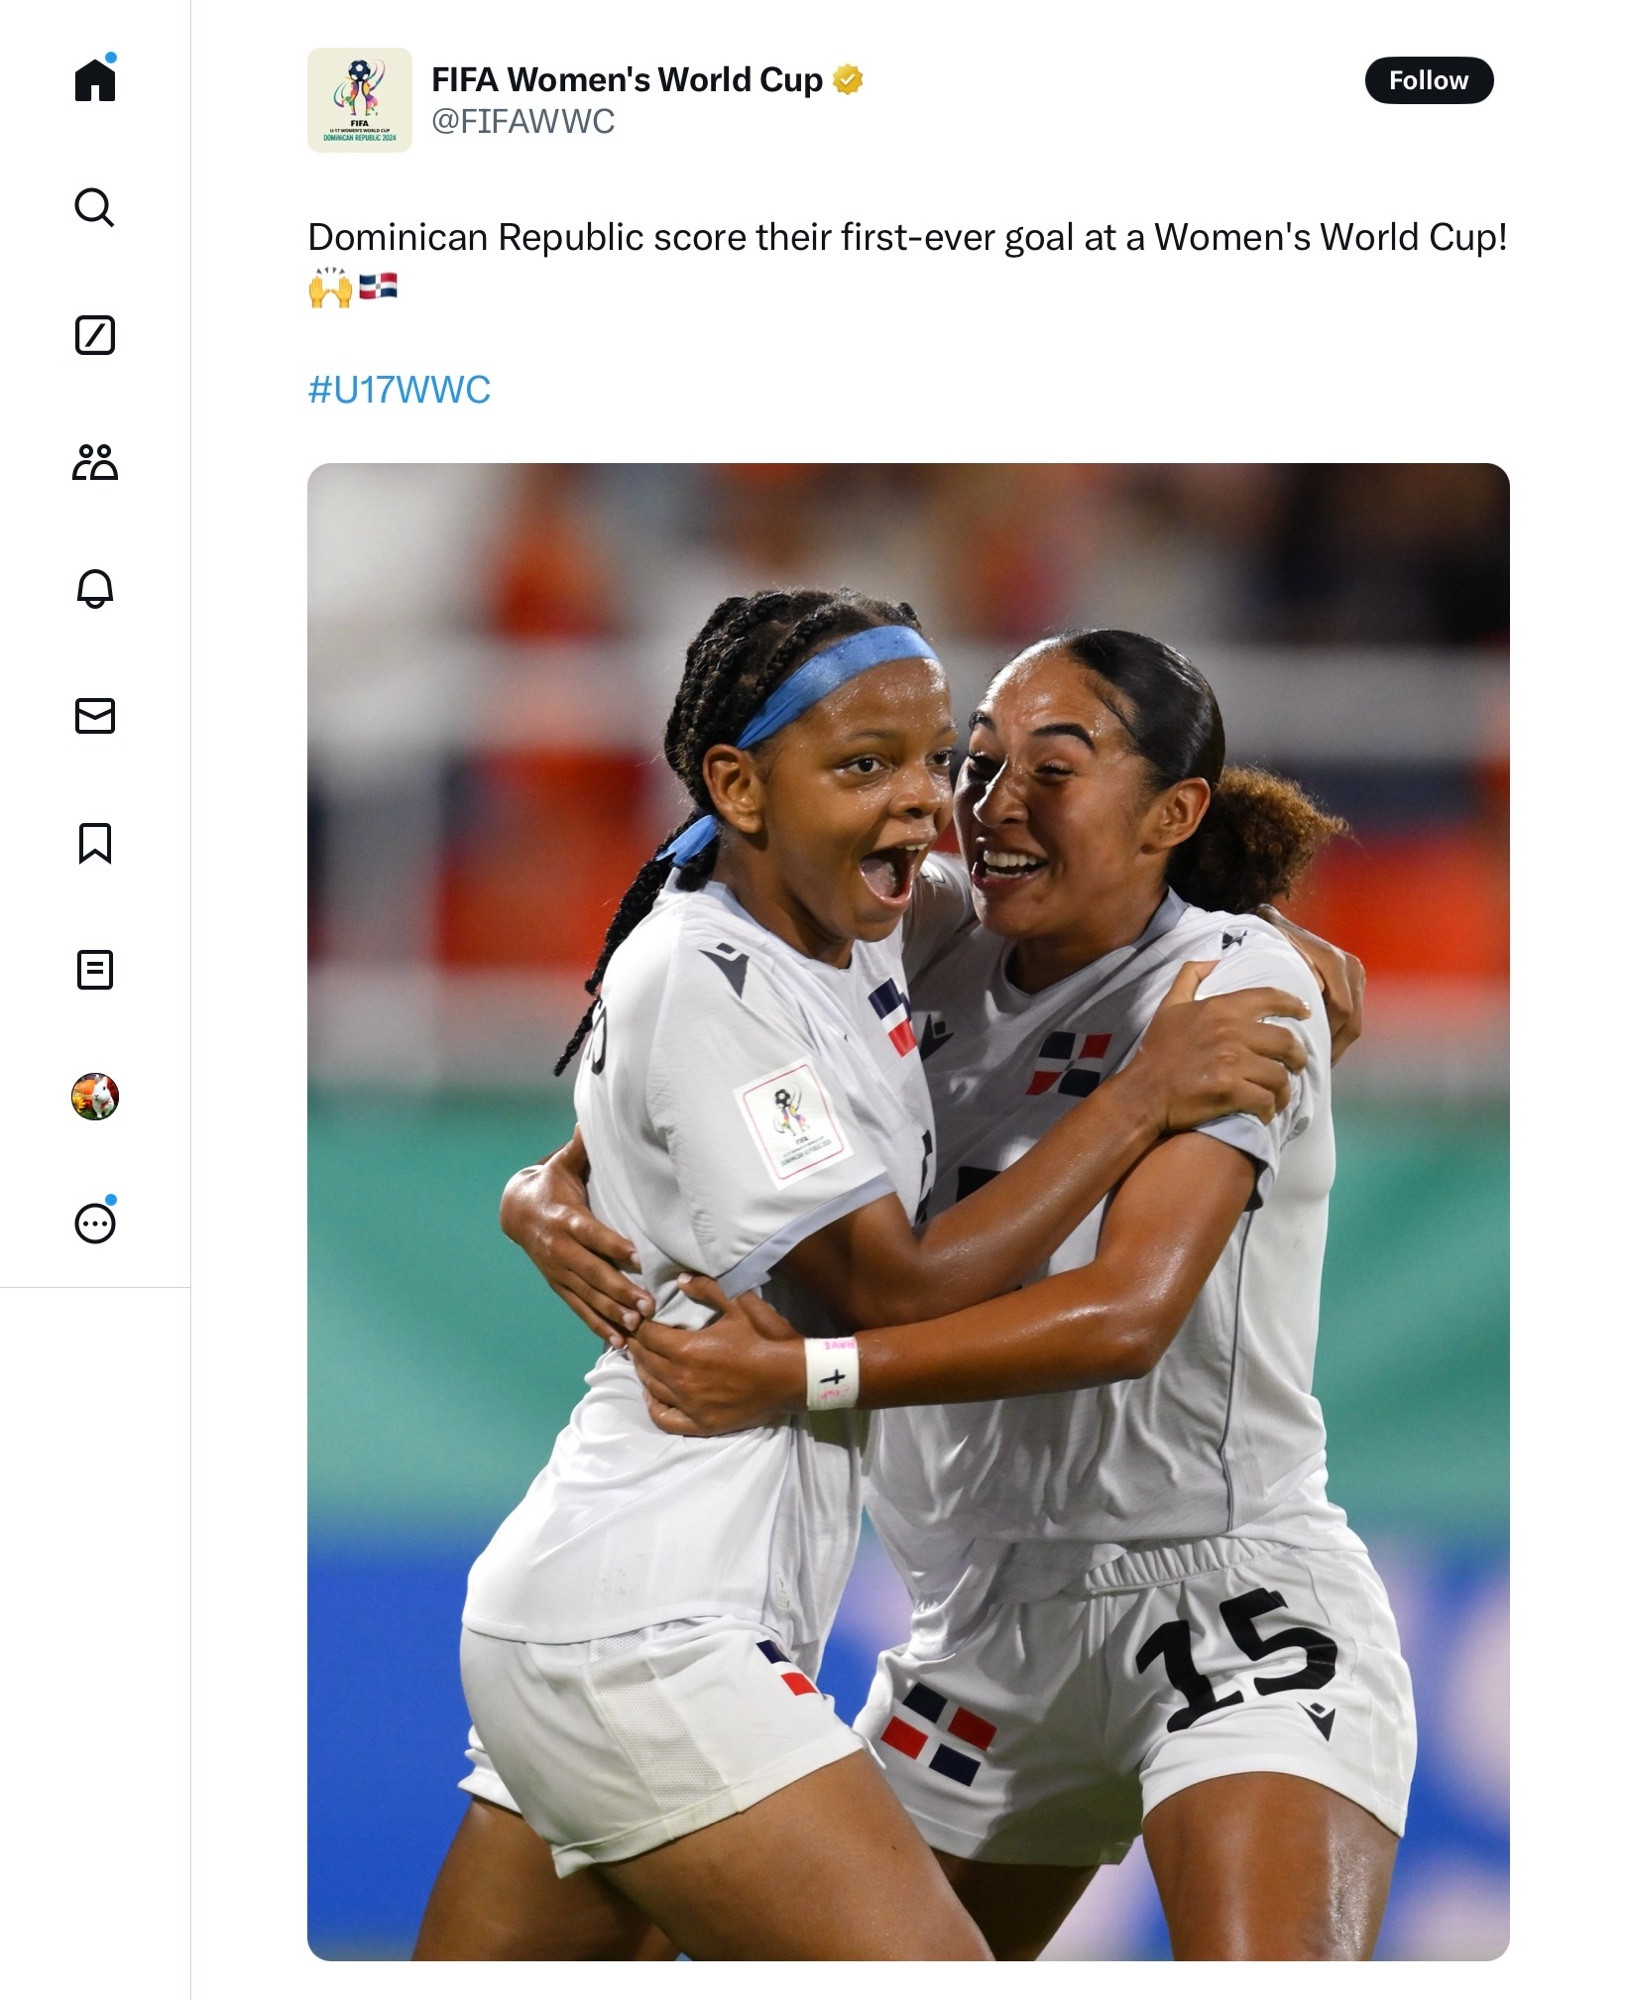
(416, 599, 1315, 1961)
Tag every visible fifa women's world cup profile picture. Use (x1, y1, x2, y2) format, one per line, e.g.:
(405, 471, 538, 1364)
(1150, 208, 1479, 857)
(71, 1072, 119, 1120)
(308, 49, 413, 151)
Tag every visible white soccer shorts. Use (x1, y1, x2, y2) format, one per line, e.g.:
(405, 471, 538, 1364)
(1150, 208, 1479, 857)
(458, 1617, 865, 1877)
(856, 1536, 1416, 1869)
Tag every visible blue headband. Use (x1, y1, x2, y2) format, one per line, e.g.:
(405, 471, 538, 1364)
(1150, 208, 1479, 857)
(659, 624, 940, 865)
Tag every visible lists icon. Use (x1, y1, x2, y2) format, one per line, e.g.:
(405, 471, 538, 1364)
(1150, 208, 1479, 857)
(77, 950, 114, 990)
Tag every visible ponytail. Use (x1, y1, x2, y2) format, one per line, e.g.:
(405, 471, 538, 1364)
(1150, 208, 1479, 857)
(1167, 766, 1346, 912)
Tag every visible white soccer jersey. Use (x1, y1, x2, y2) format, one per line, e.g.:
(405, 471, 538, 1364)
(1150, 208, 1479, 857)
(867, 860, 1358, 1645)
(463, 877, 936, 1658)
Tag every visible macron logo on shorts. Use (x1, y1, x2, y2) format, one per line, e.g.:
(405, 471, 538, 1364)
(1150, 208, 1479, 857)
(757, 1638, 817, 1697)
(1026, 1029, 1111, 1096)
(878, 1680, 997, 1785)
(867, 978, 917, 1056)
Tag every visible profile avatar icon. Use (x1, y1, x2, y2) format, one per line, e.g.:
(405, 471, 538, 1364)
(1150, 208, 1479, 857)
(77, 568, 113, 608)
(71, 1073, 120, 1120)
(73, 443, 118, 481)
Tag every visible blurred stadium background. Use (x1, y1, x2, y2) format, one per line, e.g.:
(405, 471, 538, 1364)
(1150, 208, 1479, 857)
(308, 464, 1508, 1959)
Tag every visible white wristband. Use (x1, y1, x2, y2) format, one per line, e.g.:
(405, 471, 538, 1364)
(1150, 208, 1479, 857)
(805, 1336, 860, 1412)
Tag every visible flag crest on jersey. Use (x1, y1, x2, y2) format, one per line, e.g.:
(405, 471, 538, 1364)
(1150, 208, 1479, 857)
(1026, 1029, 1111, 1096)
(868, 978, 917, 1056)
(757, 1637, 817, 1697)
(878, 1679, 998, 1784)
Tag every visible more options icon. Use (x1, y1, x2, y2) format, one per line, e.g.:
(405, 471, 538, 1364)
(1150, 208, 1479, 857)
(74, 1199, 117, 1244)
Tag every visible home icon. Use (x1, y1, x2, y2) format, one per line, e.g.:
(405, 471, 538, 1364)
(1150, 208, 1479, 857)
(75, 56, 117, 103)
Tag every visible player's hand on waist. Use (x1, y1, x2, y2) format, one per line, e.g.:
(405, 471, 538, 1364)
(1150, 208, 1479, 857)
(634, 1276, 805, 1436)
(1260, 908, 1366, 1062)
(1126, 960, 1309, 1131)
(498, 1127, 654, 1347)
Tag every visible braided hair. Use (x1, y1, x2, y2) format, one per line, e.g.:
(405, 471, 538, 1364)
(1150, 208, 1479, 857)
(555, 586, 925, 1072)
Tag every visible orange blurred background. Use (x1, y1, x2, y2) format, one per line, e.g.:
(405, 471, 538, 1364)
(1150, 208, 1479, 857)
(309, 463, 1508, 1096)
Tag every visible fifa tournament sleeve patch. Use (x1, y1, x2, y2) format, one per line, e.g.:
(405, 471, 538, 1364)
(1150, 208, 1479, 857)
(734, 1060, 855, 1184)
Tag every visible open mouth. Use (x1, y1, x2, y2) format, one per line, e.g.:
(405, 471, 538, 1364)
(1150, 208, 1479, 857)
(971, 845, 1048, 887)
(858, 841, 932, 904)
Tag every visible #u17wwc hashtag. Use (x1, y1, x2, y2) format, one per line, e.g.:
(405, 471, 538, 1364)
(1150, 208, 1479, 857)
(306, 372, 491, 405)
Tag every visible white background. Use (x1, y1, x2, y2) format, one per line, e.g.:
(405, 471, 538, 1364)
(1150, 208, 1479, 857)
(4, 1, 1614, 1991)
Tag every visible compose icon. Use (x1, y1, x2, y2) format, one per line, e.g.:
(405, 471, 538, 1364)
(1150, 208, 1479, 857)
(77, 949, 114, 990)
(79, 822, 113, 863)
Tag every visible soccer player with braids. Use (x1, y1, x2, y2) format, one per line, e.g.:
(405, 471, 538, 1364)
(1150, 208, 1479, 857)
(416, 594, 1317, 1960)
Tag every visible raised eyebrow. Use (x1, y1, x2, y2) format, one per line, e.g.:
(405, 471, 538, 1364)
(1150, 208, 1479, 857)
(966, 714, 1094, 749)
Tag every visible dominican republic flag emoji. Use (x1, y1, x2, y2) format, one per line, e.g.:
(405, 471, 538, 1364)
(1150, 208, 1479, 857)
(868, 978, 917, 1056)
(878, 1680, 998, 1785)
(757, 1638, 818, 1696)
(1026, 1029, 1111, 1096)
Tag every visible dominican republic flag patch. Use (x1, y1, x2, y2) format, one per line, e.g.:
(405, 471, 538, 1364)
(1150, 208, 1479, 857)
(868, 978, 917, 1056)
(1026, 1029, 1111, 1096)
(878, 1680, 997, 1785)
(757, 1638, 818, 1697)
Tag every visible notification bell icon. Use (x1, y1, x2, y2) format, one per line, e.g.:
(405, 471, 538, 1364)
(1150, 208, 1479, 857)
(77, 568, 113, 609)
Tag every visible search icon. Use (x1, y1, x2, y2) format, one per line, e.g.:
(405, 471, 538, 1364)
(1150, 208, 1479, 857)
(75, 187, 114, 227)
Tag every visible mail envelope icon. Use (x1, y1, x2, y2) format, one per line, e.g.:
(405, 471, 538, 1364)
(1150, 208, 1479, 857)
(75, 697, 116, 734)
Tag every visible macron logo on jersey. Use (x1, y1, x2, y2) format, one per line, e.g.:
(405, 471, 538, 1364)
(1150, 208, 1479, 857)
(1026, 1029, 1111, 1096)
(701, 941, 750, 997)
(867, 978, 917, 1056)
(916, 1012, 953, 1061)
